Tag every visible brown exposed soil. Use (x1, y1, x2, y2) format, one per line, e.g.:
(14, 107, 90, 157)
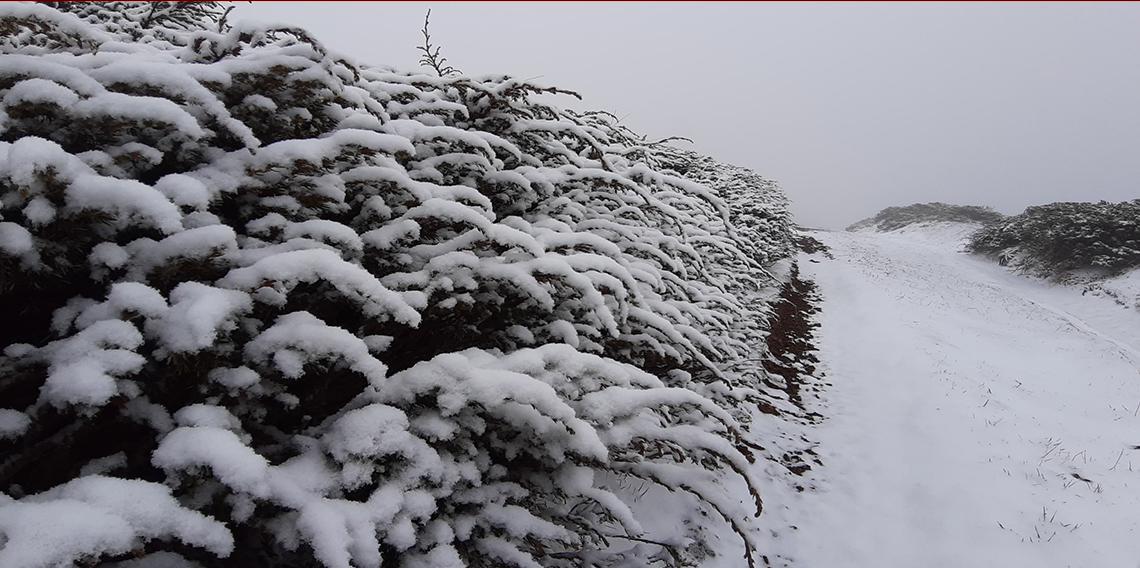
(761, 260, 828, 479)
(763, 262, 823, 416)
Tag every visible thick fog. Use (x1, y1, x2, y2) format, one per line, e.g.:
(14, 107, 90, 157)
(237, 2, 1140, 228)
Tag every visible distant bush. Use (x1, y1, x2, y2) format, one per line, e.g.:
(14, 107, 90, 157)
(846, 202, 1005, 232)
(792, 233, 831, 258)
(966, 200, 1140, 277)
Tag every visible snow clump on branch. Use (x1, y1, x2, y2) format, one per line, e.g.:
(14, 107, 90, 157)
(0, 3, 796, 567)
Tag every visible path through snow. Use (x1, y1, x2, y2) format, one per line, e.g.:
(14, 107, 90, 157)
(766, 223, 1140, 567)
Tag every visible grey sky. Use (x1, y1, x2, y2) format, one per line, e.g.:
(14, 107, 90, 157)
(236, 2, 1140, 229)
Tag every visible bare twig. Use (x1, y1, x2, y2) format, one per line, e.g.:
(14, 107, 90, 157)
(417, 9, 460, 76)
(1111, 448, 1125, 471)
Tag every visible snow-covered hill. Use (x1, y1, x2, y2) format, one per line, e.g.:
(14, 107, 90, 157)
(846, 203, 1005, 233)
(765, 222, 1140, 567)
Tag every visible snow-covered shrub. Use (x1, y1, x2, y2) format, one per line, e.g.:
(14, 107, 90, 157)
(0, 3, 794, 567)
(649, 145, 794, 268)
(966, 199, 1140, 277)
(847, 202, 1005, 232)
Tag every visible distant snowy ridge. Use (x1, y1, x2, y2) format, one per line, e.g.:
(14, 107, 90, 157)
(0, 3, 798, 568)
(846, 202, 1004, 233)
(851, 200, 1140, 312)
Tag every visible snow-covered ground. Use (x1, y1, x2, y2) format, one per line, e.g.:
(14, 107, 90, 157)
(764, 223, 1140, 567)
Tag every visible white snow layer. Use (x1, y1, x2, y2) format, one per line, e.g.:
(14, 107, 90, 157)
(0, 4, 794, 567)
(755, 222, 1140, 568)
(0, 476, 232, 568)
(0, 408, 30, 439)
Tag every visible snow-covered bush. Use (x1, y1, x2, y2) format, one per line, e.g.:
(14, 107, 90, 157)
(966, 199, 1140, 277)
(0, 3, 794, 567)
(847, 202, 1005, 232)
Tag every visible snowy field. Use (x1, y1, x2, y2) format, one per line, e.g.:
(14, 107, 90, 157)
(764, 223, 1140, 567)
